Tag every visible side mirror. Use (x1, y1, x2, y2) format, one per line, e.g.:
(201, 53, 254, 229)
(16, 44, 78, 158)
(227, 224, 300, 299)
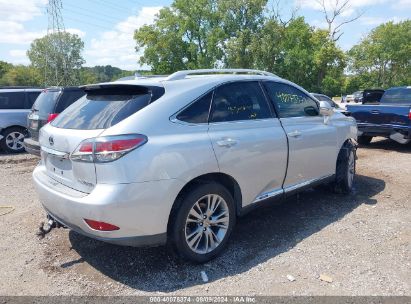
(319, 101, 334, 124)
(319, 101, 334, 116)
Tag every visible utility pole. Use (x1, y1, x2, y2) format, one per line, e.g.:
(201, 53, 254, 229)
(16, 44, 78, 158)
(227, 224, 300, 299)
(45, 0, 75, 86)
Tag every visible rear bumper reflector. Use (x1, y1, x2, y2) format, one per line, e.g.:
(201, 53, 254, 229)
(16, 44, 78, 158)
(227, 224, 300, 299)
(84, 219, 120, 231)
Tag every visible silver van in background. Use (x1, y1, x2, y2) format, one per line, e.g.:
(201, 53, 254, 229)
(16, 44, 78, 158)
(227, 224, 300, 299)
(0, 87, 42, 153)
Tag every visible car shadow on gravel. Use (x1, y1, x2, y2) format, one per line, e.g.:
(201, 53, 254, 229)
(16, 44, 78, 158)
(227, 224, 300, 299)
(360, 138, 411, 154)
(67, 174, 385, 292)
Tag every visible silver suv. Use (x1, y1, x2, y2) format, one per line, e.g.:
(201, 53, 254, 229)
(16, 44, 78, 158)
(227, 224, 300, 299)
(0, 87, 42, 153)
(33, 69, 358, 262)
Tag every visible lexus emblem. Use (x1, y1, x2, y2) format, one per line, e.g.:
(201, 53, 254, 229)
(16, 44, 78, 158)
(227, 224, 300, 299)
(49, 136, 54, 146)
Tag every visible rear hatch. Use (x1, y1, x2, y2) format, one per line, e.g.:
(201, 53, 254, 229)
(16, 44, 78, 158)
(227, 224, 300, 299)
(39, 84, 164, 193)
(28, 89, 61, 141)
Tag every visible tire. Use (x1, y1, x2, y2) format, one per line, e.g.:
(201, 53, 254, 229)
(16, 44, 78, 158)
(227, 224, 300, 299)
(0, 127, 26, 153)
(334, 141, 356, 194)
(357, 135, 373, 145)
(170, 183, 236, 263)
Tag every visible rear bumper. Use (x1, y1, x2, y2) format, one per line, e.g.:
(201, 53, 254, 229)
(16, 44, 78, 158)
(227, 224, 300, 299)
(46, 209, 166, 246)
(23, 137, 41, 156)
(357, 123, 410, 138)
(33, 165, 185, 247)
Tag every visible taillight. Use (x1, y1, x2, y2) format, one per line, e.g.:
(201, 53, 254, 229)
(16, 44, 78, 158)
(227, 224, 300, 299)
(71, 134, 147, 163)
(409, 109, 411, 120)
(47, 113, 59, 123)
(84, 219, 119, 231)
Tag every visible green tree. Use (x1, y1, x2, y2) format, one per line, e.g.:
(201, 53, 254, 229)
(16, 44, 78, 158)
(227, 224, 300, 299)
(311, 29, 346, 96)
(79, 66, 135, 84)
(252, 17, 346, 96)
(79, 68, 98, 85)
(134, 0, 269, 73)
(134, 0, 347, 95)
(220, 0, 267, 68)
(0, 65, 42, 86)
(27, 32, 85, 86)
(348, 20, 411, 88)
(135, 0, 222, 73)
(0, 61, 13, 81)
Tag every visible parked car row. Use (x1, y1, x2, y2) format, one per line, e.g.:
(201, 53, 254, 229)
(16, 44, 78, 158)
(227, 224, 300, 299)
(313, 87, 410, 146)
(347, 86, 411, 145)
(0, 87, 42, 153)
(25, 87, 85, 155)
(342, 89, 385, 104)
(0, 86, 85, 153)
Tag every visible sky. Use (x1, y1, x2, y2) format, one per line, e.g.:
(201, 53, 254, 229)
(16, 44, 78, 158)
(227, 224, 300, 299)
(0, 0, 410, 71)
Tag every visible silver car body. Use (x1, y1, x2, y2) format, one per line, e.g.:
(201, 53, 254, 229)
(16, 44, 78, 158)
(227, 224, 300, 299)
(33, 70, 357, 246)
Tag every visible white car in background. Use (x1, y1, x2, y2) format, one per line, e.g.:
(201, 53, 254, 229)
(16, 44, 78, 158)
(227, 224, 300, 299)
(345, 94, 355, 103)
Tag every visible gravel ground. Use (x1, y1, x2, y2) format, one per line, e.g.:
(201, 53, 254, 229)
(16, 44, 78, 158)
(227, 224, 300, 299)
(0, 137, 409, 296)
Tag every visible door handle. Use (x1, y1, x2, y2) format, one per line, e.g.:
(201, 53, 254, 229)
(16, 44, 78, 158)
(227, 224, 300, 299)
(287, 130, 302, 138)
(217, 138, 238, 147)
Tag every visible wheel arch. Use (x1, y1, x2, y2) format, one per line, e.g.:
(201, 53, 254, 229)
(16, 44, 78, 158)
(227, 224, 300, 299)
(166, 172, 243, 237)
(334, 137, 357, 194)
(0, 125, 28, 136)
(338, 137, 357, 153)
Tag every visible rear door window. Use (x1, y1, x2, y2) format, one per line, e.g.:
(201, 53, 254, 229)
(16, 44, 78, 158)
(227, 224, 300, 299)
(0, 92, 25, 109)
(210, 81, 273, 122)
(55, 90, 85, 113)
(33, 90, 60, 114)
(52, 86, 161, 130)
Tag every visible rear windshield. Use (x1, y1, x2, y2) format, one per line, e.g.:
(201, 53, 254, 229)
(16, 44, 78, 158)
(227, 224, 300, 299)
(51, 86, 161, 130)
(33, 91, 60, 113)
(363, 90, 384, 103)
(27, 92, 41, 108)
(381, 88, 411, 104)
(55, 90, 85, 113)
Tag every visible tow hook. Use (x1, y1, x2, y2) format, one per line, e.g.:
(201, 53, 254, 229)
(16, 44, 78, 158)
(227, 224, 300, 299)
(36, 215, 63, 239)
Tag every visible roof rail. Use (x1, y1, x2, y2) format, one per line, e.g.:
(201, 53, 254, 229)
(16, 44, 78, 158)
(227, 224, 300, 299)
(115, 75, 168, 81)
(165, 69, 278, 81)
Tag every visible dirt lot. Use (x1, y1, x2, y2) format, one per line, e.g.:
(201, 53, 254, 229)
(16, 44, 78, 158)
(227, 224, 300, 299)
(0, 138, 409, 296)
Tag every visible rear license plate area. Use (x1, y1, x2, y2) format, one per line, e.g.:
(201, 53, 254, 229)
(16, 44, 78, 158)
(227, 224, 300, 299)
(46, 154, 72, 178)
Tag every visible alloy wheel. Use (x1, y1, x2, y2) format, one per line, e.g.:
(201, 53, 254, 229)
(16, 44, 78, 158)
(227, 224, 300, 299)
(184, 194, 230, 254)
(5, 131, 25, 151)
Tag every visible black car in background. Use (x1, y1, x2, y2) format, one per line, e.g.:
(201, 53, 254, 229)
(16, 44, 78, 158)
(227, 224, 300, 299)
(352, 89, 385, 104)
(360, 89, 385, 104)
(24, 87, 85, 156)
